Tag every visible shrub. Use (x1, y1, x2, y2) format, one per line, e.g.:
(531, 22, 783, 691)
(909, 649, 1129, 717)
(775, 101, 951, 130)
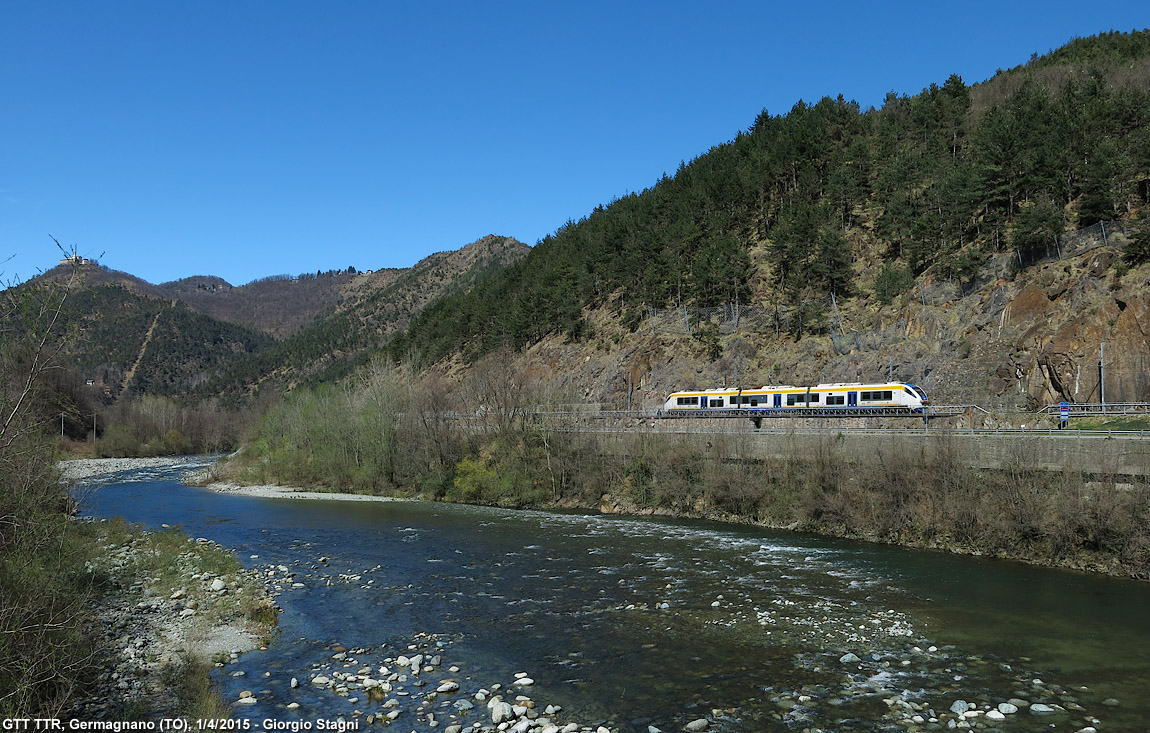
(874, 262, 915, 304)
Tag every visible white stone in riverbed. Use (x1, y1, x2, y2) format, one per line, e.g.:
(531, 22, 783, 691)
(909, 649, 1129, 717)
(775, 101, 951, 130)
(491, 701, 514, 724)
(1029, 703, 1057, 716)
(286, 703, 299, 711)
(179, 608, 196, 617)
(312, 676, 330, 686)
(512, 677, 534, 686)
(210, 579, 226, 592)
(437, 681, 459, 693)
(685, 720, 709, 732)
(997, 702, 1017, 714)
(985, 710, 1006, 722)
(949, 700, 970, 715)
(839, 652, 861, 664)
(290, 678, 298, 688)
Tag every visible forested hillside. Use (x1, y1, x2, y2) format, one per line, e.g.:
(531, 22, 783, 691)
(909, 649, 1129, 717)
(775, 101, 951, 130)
(35, 285, 275, 400)
(390, 31, 1150, 370)
(191, 235, 529, 400)
(154, 270, 369, 337)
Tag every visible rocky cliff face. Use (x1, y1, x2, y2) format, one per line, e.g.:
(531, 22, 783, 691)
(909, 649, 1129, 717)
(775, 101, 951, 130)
(1003, 247, 1149, 405)
(508, 226, 1148, 416)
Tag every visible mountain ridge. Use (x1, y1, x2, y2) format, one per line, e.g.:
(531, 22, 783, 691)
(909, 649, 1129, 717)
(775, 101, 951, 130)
(22, 235, 529, 402)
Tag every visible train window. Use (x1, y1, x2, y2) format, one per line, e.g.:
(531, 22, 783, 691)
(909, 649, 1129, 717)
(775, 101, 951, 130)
(882, 390, 892, 400)
(787, 393, 819, 405)
(709, 399, 723, 408)
(826, 395, 845, 405)
(676, 397, 693, 405)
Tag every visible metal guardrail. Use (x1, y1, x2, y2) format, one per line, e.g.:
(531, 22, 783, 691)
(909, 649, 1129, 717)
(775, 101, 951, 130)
(458, 409, 1150, 438)
(476, 403, 1149, 432)
(551, 424, 1149, 438)
(1036, 402, 1150, 416)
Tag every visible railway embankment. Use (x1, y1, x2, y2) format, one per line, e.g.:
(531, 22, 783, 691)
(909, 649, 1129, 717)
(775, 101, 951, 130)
(599, 426, 1150, 478)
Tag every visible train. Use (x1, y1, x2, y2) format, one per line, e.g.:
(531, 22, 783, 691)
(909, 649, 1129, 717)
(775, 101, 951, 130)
(660, 382, 928, 415)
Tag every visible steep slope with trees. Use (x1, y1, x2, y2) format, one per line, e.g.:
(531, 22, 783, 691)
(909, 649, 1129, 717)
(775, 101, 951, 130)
(193, 235, 529, 399)
(388, 30, 1150, 407)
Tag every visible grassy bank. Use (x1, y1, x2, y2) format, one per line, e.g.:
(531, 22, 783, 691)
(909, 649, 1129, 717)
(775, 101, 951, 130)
(219, 381, 1150, 580)
(1, 449, 276, 718)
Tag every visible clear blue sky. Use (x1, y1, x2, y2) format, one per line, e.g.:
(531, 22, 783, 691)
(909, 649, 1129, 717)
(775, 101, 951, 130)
(2, 2, 1147, 286)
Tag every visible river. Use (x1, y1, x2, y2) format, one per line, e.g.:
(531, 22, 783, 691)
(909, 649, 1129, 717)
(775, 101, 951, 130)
(73, 458, 1150, 732)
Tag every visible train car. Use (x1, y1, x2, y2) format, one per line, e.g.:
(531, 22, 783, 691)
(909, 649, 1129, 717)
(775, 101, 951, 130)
(661, 382, 928, 415)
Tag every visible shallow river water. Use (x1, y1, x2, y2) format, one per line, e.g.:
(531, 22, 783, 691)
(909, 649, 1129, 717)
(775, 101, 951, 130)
(74, 459, 1150, 732)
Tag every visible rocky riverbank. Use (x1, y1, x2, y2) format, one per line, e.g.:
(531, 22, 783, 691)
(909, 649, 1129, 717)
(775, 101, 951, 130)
(59, 456, 209, 482)
(64, 519, 278, 719)
(59, 457, 279, 719)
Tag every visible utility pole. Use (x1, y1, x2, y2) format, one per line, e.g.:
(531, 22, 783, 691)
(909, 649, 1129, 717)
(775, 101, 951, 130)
(1100, 342, 1106, 414)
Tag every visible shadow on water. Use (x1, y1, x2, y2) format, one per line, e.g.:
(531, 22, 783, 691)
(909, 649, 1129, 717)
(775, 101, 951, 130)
(75, 462, 1150, 732)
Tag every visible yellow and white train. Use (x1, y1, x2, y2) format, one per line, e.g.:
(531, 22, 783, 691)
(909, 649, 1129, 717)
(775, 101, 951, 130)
(661, 382, 928, 415)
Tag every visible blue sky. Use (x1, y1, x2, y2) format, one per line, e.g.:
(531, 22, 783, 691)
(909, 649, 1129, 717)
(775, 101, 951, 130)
(2, 2, 1147, 286)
